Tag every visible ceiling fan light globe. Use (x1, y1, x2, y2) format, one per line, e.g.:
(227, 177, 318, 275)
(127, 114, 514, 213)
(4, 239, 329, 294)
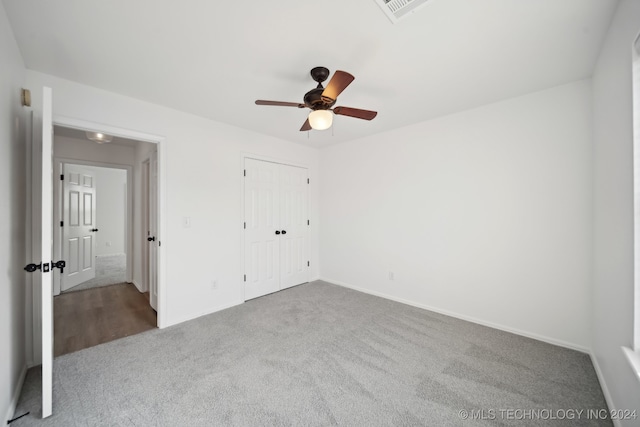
(308, 110, 333, 130)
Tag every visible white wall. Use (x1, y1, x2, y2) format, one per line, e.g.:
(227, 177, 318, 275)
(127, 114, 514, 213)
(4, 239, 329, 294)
(27, 71, 321, 328)
(320, 80, 593, 350)
(92, 166, 127, 256)
(0, 2, 27, 422)
(592, 0, 640, 421)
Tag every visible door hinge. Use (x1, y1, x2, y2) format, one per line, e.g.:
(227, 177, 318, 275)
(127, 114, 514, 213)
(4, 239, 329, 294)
(60, 221, 63, 227)
(307, 261, 310, 267)
(307, 219, 310, 226)
(307, 178, 310, 184)
(60, 174, 64, 181)
(244, 222, 246, 229)
(244, 274, 246, 282)
(244, 169, 246, 177)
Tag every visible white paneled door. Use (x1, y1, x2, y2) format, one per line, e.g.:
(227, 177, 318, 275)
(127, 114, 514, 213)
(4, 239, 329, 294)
(149, 150, 158, 311)
(244, 158, 309, 300)
(30, 87, 54, 418)
(61, 165, 97, 291)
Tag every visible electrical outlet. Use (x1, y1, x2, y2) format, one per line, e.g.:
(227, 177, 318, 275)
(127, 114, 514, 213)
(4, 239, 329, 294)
(388, 271, 394, 280)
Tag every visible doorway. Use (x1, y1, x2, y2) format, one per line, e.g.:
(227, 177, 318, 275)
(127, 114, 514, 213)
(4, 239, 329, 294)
(55, 163, 128, 294)
(49, 125, 159, 356)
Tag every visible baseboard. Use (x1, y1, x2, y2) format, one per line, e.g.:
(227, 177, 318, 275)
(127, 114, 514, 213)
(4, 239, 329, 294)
(590, 351, 621, 427)
(131, 279, 146, 293)
(320, 277, 589, 353)
(5, 364, 27, 424)
(163, 299, 244, 328)
(96, 252, 126, 258)
(309, 275, 321, 282)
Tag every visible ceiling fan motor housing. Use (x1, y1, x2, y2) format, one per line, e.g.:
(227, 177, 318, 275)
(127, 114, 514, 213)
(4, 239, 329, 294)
(304, 88, 336, 110)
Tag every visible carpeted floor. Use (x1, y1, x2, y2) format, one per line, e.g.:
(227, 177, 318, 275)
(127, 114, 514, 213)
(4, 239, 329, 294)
(63, 254, 126, 293)
(13, 281, 611, 426)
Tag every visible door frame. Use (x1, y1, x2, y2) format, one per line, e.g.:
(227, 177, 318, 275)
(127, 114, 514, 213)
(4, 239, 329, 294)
(52, 159, 134, 296)
(141, 158, 150, 297)
(28, 115, 167, 366)
(240, 152, 311, 302)
(142, 151, 159, 310)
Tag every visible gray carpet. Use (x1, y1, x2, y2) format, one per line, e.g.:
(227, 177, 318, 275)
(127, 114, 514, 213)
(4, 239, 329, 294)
(64, 254, 126, 293)
(13, 281, 610, 426)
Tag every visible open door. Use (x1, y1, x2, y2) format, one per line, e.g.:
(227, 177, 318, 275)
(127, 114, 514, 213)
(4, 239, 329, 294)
(148, 150, 158, 311)
(61, 164, 97, 291)
(25, 87, 55, 418)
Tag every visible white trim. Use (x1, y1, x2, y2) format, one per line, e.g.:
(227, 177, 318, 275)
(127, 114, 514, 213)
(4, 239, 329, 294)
(53, 115, 163, 143)
(131, 279, 144, 293)
(163, 300, 243, 328)
(49, 116, 167, 329)
(591, 352, 622, 427)
(24, 110, 34, 368)
(320, 277, 590, 353)
(5, 365, 27, 424)
(632, 49, 640, 352)
(623, 346, 640, 383)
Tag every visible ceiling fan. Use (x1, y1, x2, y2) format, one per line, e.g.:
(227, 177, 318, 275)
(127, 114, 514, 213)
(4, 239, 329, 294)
(255, 67, 378, 131)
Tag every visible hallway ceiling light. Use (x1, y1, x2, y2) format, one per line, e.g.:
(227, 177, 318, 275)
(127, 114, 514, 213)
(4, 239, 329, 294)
(86, 131, 113, 144)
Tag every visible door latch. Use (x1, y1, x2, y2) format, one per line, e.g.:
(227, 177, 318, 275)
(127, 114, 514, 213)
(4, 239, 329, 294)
(24, 260, 66, 274)
(52, 260, 66, 274)
(147, 236, 156, 242)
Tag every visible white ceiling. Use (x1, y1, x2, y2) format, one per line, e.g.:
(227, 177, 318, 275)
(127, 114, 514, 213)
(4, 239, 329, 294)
(3, 0, 618, 147)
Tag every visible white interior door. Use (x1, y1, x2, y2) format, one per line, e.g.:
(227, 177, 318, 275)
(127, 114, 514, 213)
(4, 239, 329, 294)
(61, 165, 97, 291)
(30, 87, 54, 418)
(244, 158, 308, 300)
(279, 164, 308, 290)
(244, 158, 281, 300)
(149, 150, 158, 310)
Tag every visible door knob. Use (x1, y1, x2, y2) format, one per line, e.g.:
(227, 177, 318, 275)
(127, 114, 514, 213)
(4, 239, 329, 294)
(90, 228, 99, 232)
(281, 230, 287, 235)
(52, 260, 66, 274)
(147, 236, 156, 242)
(24, 263, 41, 272)
(275, 230, 281, 235)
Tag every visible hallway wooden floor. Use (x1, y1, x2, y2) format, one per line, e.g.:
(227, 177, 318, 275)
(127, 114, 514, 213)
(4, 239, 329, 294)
(54, 283, 157, 357)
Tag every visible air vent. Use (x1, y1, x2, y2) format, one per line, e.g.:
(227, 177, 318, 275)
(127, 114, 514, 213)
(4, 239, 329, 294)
(374, 0, 431, 24)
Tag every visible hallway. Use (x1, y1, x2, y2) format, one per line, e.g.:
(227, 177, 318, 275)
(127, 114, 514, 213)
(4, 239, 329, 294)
(54, 283, 156, 356)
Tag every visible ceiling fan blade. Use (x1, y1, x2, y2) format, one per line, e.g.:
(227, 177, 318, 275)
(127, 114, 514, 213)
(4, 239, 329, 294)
(255, 100, 305, 108)
(321, 71, 355, 101)
(333, 106, 378, 120)
(300, 118, 312, 132)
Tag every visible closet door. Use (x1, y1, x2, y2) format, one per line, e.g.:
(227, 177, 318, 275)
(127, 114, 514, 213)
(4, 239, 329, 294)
(244, 159, 309, 300)
(279, 164, 308, 290)
(244, 158, 281, 300)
